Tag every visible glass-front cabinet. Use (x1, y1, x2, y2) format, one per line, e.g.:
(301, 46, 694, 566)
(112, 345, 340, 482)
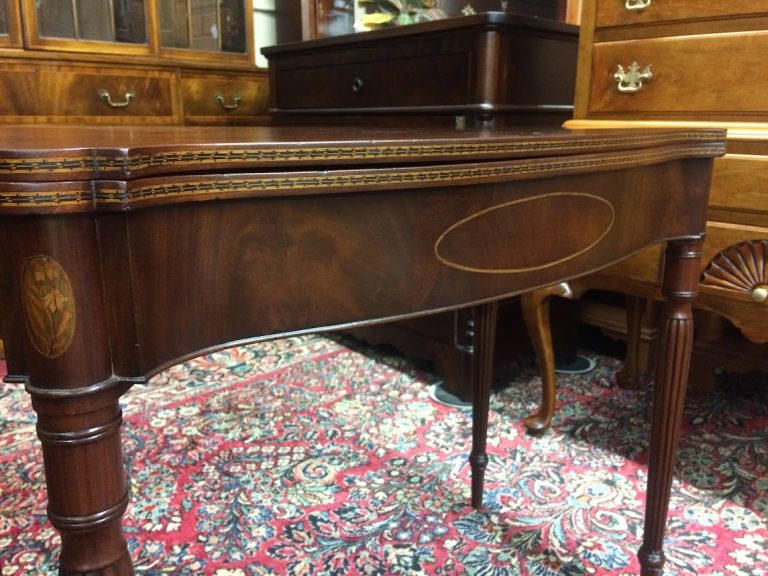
(0, 1, 269, 126)
(19, 0, 253, 61)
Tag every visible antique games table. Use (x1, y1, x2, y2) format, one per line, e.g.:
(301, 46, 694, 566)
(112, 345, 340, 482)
(0, 125, 724, 575)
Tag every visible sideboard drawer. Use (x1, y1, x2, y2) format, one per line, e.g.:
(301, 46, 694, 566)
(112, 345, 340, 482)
(181, 72, 270, 124)
(589, 32, 768, 118)
(272, 52, 470, 110)
(596, 0, 768, 28)
(0, 62, 178, 123)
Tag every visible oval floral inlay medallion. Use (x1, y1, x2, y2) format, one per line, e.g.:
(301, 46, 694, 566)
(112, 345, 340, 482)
(21, 256, 76, 358)
(434, 192, 615, 273)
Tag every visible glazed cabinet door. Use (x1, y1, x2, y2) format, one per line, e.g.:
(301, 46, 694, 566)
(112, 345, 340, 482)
(158, 0, 253, 62)
(21, 0, 151, 55)
(0, 0, 22, 47)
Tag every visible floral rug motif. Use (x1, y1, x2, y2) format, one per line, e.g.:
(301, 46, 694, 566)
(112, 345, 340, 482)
(0, 334, 766, 575)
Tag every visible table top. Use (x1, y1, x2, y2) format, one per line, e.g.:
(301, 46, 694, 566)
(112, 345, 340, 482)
(0, 125, 725, 179)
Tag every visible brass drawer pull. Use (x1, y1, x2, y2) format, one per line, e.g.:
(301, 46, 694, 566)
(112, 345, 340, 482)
(215, 94, 242, 110)
(98, 89, 135, 108)
(614, 62, 652, 93)
(753, 285, 768, 304)
(625, 0, 651, 10)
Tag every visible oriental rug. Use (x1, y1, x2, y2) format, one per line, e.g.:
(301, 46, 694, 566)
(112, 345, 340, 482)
(0, 334, 766, 575)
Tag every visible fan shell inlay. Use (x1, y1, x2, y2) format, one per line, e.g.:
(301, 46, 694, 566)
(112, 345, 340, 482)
(701, 240, 768, 295)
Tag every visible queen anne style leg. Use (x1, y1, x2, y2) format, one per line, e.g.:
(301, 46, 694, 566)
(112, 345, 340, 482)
(639, 238, 704, 576)
(520, 283, 573, 435)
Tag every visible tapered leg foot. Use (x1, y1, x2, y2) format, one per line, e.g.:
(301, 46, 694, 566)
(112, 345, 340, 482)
(470, 301, 499, 509)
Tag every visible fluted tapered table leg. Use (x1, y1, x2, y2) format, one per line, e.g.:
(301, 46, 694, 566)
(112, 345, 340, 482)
(639, 238, 703, 576)
(469, 301, 499, 509)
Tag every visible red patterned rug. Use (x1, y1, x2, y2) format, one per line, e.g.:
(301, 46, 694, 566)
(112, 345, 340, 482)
(1, 334, 766, 575)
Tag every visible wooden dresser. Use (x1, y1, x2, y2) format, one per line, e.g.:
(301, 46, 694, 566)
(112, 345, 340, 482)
(561, 0, 768, 383)
(0, 0, 271, 126)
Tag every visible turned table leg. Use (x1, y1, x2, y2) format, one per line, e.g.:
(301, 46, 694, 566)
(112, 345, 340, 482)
(639, 238, 703, 576)
(469, 301, 499, 509)
(29, 377, 135, 575)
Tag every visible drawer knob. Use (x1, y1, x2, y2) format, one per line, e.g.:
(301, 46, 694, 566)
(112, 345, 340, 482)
(625, 0, 651, 10)
(215, 94, 242, 111)
(351, 77, 365, 93)
(753, 285, 768, 304)
(98, 89, 135, 108)
(614, 62, 652, 93)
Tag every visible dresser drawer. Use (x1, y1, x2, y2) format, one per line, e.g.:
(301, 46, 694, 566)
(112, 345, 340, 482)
(181, 72, 270, 124)
(589, 32, 768, 118)
(272, 52, 469, 110)
(709, 154, 768, 225)
(596, 0, 768, 28)
(0, 62, 178, 123)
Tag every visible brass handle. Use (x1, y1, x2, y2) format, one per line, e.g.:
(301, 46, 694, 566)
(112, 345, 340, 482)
(752, 285, 768, 303)
(614, 62, 652, 93)
(215, 94, 242, 111)
(625, 0, 651, 10)
(98, 89, 135, 108)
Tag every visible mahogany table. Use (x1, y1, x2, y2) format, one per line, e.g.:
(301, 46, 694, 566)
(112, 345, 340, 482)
(0, 125, 724, 575)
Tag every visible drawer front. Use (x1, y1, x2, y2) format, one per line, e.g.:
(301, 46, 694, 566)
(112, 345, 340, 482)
(590, 33, 768, 118)
(181, 73, 270, 124)
(596, 0, 768, 28)
(710, 154, 768, 224)
(0, 62, 178, 123)
(273, 53, 469, 110)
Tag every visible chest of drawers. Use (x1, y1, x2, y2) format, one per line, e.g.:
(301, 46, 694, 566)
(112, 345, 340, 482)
(565, 0, 768, 380)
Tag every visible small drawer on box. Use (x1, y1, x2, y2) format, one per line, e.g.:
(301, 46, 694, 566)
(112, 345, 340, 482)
(181, 73, 270, 123)
(589, 32, 768, 118)
(0, 62, 178, 123)
(596, 0, 768, 28)
(272, 53, 469, 110)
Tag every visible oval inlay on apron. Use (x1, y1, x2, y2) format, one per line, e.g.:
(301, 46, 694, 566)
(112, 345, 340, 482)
(434, 192, 615, 273)
(21, 256, 77, 358)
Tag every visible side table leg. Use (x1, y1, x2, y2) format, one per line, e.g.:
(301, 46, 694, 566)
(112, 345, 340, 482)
(638, 239, 702, 576)
(470, 301, 498, 509)
(29, 377, 135, 575)
(616, 295, 645, 389)
(520, 283, 572, 435)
